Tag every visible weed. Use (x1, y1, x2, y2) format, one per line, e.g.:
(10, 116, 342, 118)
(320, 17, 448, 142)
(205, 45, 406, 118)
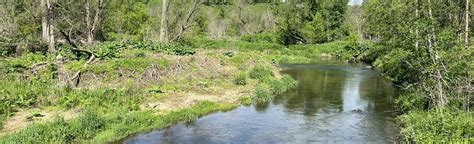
(238, 96, 253, 105)
(233, 72, 247, 85)
(271, 75, 297, 95)
(253, 85, 272, 104)
(249, 66, 273, 81)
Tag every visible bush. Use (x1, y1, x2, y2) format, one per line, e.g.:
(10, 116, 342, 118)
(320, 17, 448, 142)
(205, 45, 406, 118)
(74, 109, 105, 139)
(271, 75, 297, 95)
(253, 85, 272, 104)
(249, 66, 273, 81)
(233, 72, 247, 85)
(399, 109, 474, 142)
(396, 92, 427, 113)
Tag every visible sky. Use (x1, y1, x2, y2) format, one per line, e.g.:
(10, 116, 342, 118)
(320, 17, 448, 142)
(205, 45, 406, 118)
(348, 0, 363, 5)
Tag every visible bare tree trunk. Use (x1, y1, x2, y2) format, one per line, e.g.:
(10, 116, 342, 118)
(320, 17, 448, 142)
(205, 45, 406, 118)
(237, 0, 246, 35)
(415, 0, 419, 51)
(465, 0, 470, 49)
(41, 0, 49, 42)
(86, 0, 103, 45)
(42, 0, 55, 52)
(427, 0, 446, 108)
(49, 24, 55, 53)
(159, 0, 169, 42)
(91, 0, 103, 42)
(86, 0, 92, 44)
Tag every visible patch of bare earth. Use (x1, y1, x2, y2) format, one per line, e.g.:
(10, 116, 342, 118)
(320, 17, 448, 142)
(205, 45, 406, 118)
(143, 85, 254, 112)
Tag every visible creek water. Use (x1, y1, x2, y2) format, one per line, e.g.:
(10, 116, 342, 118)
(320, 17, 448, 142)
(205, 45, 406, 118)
(123, 62, 399, 143)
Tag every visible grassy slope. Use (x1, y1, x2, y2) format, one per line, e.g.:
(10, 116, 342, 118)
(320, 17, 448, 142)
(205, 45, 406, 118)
(0, 40, 348, 143)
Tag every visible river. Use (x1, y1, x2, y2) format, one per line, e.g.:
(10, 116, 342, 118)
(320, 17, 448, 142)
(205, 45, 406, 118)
(123, 62, 399, 143)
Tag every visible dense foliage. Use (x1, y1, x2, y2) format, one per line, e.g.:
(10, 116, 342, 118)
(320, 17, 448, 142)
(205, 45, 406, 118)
(362, 0, 472, 141)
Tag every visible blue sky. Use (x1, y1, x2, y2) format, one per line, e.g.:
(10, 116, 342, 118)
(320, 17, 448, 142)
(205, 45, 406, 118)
(348, 0, 363, 5)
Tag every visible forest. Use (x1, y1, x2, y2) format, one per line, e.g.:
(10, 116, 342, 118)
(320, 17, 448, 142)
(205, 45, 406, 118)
(0, 0, 472, 143)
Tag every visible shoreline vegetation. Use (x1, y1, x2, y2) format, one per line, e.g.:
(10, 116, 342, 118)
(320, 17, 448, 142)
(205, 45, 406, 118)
(1, 0, 472, 143)
(0, 39, 341, 143)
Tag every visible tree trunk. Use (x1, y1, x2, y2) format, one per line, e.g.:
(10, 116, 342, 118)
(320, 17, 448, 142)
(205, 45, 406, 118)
(159, 0, 169, 42)
(86, 0, 92, 44)
(86, 0, 103, 45)
(415, 0, 419, 51)
(91, 0, 102, 43)
(427, 0, 446, 108)
(41, 0, 55, 52)
(41, 0, 49, 42)
(465, 0, 470, 49)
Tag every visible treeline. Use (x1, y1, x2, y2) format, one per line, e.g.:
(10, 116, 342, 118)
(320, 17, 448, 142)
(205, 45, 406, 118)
(0, 0, 355, 55)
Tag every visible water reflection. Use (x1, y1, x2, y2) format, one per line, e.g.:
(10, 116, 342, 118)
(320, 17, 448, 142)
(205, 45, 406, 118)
(123, 63, 399, 143)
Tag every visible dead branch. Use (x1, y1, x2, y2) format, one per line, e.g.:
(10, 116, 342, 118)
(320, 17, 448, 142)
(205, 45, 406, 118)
(59, 30, 97, 87)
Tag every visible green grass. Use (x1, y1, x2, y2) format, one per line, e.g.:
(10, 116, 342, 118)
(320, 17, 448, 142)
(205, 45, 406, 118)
(0, 101, 237, 143)
(238, 96, 253, 106)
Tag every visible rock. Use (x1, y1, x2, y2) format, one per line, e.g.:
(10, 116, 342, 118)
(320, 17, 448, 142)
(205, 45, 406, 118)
(351, 109, 363, 113)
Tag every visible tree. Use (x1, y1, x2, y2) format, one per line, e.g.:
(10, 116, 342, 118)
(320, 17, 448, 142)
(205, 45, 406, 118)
(303, 12, 326, 43)
(85, 0, 104, 45)
(160, 0, 169, 42)
(362, 0, 470, 109)
(465, 0, 470, 49)
(41, 0, 55, 52)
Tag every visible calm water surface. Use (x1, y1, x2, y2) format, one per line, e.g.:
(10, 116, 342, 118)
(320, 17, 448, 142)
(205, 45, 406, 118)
(123, 62, 399, 143)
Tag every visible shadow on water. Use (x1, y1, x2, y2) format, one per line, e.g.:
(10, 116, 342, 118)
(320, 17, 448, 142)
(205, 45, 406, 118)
(122, 62, 400, 143)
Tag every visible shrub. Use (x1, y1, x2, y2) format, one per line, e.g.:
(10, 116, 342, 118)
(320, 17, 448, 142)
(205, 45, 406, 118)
(240, 32, 276, 43)
(74, 109, 105, 139)
(271, 75, 297, 95)
(253, 85, 272, 104)
(399, 109, 474, 142)
(395, 92, 427, 113)
(233, 72, 247, 85)
(249, 66, 273, 81)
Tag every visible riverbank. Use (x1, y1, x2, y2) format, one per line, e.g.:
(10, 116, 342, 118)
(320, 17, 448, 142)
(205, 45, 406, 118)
(355, 40, 473, 142)
(0, 40, 348, 143)
(1, 38, 471, 142)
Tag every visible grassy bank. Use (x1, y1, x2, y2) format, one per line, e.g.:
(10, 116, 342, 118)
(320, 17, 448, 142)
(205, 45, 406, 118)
(0, 101, 236, 143)
(0, 39, 347, 142)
